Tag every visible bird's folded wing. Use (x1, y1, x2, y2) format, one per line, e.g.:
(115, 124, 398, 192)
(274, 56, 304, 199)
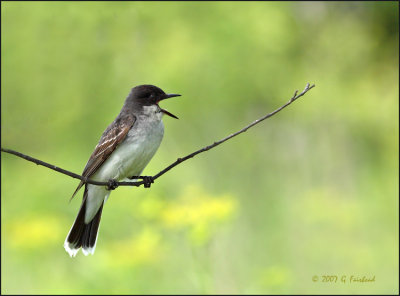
(70, 114, 136, 200)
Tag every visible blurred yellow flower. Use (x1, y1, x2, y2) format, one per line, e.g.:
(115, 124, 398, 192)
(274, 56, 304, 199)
(6, 215, 62, 249)
(137, 193, 166, 220)
(104, 227, 162, 268)
(161, 184, 238, 244)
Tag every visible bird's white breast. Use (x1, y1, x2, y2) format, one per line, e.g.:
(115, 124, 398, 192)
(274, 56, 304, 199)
(84, 105, 164, 222)
(95, 108, 164, 181)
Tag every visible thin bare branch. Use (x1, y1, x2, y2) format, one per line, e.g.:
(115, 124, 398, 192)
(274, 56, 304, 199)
(1, 83, 315, 189)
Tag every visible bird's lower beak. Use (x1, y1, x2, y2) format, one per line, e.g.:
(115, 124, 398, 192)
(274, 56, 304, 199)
(161, 108, 179, 119)
(158, 93, 181, 119)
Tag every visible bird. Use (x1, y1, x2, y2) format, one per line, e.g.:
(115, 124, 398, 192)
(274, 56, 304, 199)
(64, 84, 181, 257)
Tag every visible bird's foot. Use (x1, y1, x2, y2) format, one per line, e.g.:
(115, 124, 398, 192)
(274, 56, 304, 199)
(107, 179, 119, 190)
(142, 176, 154, 188)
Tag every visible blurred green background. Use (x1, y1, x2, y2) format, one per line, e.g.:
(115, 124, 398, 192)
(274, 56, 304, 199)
(1, 1, 398, 294)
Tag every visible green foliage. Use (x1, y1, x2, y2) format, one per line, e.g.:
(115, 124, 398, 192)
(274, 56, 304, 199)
(1, 2, 398, 294)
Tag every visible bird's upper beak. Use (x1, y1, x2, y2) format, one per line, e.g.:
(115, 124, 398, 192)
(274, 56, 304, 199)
(158, 93, 181, 119)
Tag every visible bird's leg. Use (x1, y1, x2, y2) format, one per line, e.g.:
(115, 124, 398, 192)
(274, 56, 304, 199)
(128, 175, 154, 188)
(107, 179, 119, 190)
(142, 176, 154, 188)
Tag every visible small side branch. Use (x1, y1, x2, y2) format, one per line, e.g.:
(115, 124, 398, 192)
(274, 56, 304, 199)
(1, 83, 315, 189)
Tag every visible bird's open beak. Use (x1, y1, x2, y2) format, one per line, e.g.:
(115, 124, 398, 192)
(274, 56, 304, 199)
(158, 93, 181, 119)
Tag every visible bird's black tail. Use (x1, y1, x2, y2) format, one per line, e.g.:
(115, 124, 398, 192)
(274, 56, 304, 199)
(64, 187, 104, 257)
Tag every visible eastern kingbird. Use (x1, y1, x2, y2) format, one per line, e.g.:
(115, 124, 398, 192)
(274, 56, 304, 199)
(64, 84, 180, 257)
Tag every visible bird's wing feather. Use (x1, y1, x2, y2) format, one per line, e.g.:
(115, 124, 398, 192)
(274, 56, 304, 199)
(70, 114, 136, 200)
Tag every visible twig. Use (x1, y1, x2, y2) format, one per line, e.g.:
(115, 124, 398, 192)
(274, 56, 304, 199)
(0, 148, 145, 187)
(1, 83, 315, 189)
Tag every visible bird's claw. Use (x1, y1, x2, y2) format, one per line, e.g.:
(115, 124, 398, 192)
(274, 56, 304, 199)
(107, 179, 119, 190)
(142, 176, 154, 188)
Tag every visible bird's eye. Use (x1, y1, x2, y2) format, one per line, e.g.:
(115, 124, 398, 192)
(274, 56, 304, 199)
(141, 92, 151, 98)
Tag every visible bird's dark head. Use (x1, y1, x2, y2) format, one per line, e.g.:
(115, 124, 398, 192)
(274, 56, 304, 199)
(128, 85, 180, 119)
